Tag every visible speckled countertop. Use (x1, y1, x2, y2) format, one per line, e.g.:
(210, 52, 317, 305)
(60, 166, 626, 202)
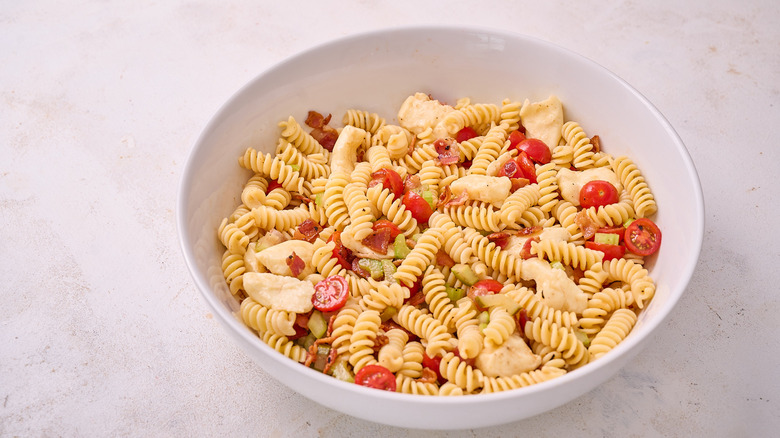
(2, 1, 778, 436)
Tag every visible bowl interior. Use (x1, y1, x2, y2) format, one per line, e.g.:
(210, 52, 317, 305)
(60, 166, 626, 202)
(177, 26, 703, 429)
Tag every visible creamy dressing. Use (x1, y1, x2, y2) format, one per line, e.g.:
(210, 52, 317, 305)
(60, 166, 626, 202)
(519, 95, 564, 151)
(243, 272, 315, 313)
(449, 174, 512, 207)
(475, 333, 541, 377)
(520, 258, 587, 313)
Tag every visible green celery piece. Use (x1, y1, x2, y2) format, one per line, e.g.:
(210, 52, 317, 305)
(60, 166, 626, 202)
(421, 190, 436, 210)
(314, 193, 323, 207)
(550, 261, 565, 270)
(594, 232, 620, 246)
(382, 260, 397, 284)
(393, 234, 411, 259)
(445, 286, 466, 302)
(451, 264, 479, 286)
(380, 306, 397, 322)
(307, 310, 328, 339)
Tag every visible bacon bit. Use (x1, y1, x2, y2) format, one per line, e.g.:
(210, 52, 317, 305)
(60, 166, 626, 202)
(381, 320, 419, 342)
(361, 227, 394, 254)
(444, 191, 469, 208)
(452, 348, 476, 368)
(590, 135, 601, 153)
(486, 232, 511, 249)
(574, 210, 598, 240)
(433, 138, 460, 165)
(438, 185, 453, 206)
(405, 290, 426, 307)
(418, 367, 438, 384)
(435, 249, 456, 268)
(404, 174, 422, 192)
(295, 312, 310, 328)
(310, 126, 338, 151)
(510, 177, 530, 192)
(517, 225, 543, 237)
(520, 237, 539, 260)
(286, 251, 306, 277)
(322, 347, 339, 374)
(351, 258, 371, 279)
(514, 309, 530, 336)
(305, 111, 330, 128)
(293, 193, 314, 204)
(304, 334, 337, 367)
(372, 333, 389, 353)
(571, 266, 585, 283)
(407, 135, 417, 155)
(293, 218, 321, 243)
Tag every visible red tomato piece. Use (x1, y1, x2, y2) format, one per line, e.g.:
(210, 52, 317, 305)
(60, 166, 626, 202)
(327, 231, 352, 270)
(507, 130, 526, 149)
(516, 151, 537, 183)
(585, 241, 626, 260)
(455, 126, 478, 143)
(595, 226, 625, 243)
(497, 159, 523, 179)
(312, 275, 349, 312)
(625, 218, 662, 256)
(422, 353, 445, 384)
(267, 180, 283, 192)
(579, 180, 619, 209)
(402, 191, 433, 223)
(354, 364, 397, 391)
(369, 168, 403, 198)
(467, 279, 503, 311)
(373, 219, 402, 240)
(515, 138, 551, 164)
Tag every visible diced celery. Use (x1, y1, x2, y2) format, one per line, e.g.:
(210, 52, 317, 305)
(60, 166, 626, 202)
(358, 258, 384, 280)
(478, 310, 490, 325)
(289, 164, 301, 172)
(411, 233, 423, 242)
(474, 294, 522, 315)
(421, 190, 436, 210)
(623, 218, 635, 228)
(307, 310, 328, 339)
(311, 345, 330, 371)
(594, 232, 620, 246)
(380, 306, 397, 322)
(451, 264, 479, 286)
(446, 286, 466, 303)
(314, 193, 323, 207)
(382, 260, 397, 284)
(393, 234, 411, 259)
(550, 261, 565, 270)
(574, 330, 591, 347)
(297, 333, 316, 350)
(329, 357, 355, 382)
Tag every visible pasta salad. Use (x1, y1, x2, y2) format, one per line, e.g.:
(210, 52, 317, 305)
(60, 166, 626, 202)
(217, 92, 662, 395)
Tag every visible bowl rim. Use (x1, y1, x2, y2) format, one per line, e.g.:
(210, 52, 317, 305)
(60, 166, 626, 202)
(176, 24, 705, 407)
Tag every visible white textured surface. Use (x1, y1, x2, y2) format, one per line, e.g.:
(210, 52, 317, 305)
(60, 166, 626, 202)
(1, 1, 777, 436)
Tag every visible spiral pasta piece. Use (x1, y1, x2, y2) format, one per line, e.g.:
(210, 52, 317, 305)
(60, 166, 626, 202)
(562, 121, 595, 170)
(342, 183, 375, 241)
(348, 309, 381, 372)
(218, 218, 250, 255)
(276, 140, 330, 180)
(578, 262, 610, 298)
(499, 99, 522, 133)
(451, 297, 482, 359)
(439, 352, 485, 393)
(531, 239, 604, 271)
(366, 145, 393, 173)
(250, 205, 310, 232)
(378, 328, 409, 373)
(239, 297, 297, 336)
(440, 103, 501, 136)
(612, 156, 657, 218)
(444, 202, 503, 232)
(602, 258, 655, 309)
(579, 287, 631, 335)
(330, 300, 362, 355)
(438, 382, 465, 396)
(588, 308, 637, 360)
(524, 318, 589, 368)
(393, 305, 452, 358)
(323, 171, 351, 230)
(366, 184, 418, 236)
(583, 190, 635, 228)
(373, 125, 413, 160)
(397, 143, 437, 174)
(499, 184, 542, 227)
(238, 147, 306, 193)
(394, 227, 444, 287)
(261, 331, 307, 363)
(395, 374, 439, 395)
(482, 307, 515, 348)
(428, 212, 473, 264)
(279, 116, 330, 158)
(462, 227, 523, 279)
(263, 188, 292, 210)
(222, 249, 245, 295)
(418, 160, 444, 197)
(343, 109, 385, 134)
(551, 144, 574, 169)
(535, 163, 559, 213)
(422, 266, 457, 332)
(481, 361, 567, 393)
(359, 281, 406, 313)
(397, 341, 425, 378)
(551, 199, 582, 241)
(504, 287, 579, 329)
(469, 122, 509, 175)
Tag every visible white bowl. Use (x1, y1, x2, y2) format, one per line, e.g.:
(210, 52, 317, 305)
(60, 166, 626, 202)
(177, 26, 704, 429)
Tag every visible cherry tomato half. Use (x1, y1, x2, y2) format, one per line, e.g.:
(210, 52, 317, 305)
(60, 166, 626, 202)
(625, 218, 662, 256)
(422, 353, 445, 384)
(455, 126, 478, 143)
(579, 180, 619, 209)
(312, 275, 349, 312)
(516, 151, 537, 184)
(354, 364, 397, 391)
(369, 168, 404, 198)
(327, 231, 352, 270)
(497, 158, 524, 179)
(507, 130, 526, 149)
(585, 241, 626, 261)
(267, 180, 283, 192)
(401, 191, 433, 223)
(515, 138, 551, 164)
(468, 279, 503, 311)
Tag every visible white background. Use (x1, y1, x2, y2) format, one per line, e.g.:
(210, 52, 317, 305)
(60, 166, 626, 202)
(2, 0, 778, 436)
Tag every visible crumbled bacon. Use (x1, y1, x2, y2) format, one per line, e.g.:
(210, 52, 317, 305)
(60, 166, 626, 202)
(286, 251, 306, 277)
(305, 110, 338, 151)
(452, 348, 476, 368)
(305, 111, 331, 128)
(486, 232, 511, 249)
(510, 177, 530, 192)
(293, 218, 321, 243)
(517, 225, 543, 237)
(361, 228, 394, 254)
(590, 135, 601, 153)
(433, 138, 459, 165)
(418, 367, 438, 384)
(435, 250, 456, 268)
(574, 210, 598, 240)
(404, 174, 422, 192)
(405, 289, 426, 307)
(520, 237, 539, 260)
(372, 333, 389, 353)
(442, 189, 469, 208)
(351, 258, 371, 279)
(381, 320, 418, 342)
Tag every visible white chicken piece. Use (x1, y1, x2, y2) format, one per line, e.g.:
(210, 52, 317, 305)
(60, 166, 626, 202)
(521, 257, 587, 314)
(242, 272, 315, 313)
(475, 332, 542, 377)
